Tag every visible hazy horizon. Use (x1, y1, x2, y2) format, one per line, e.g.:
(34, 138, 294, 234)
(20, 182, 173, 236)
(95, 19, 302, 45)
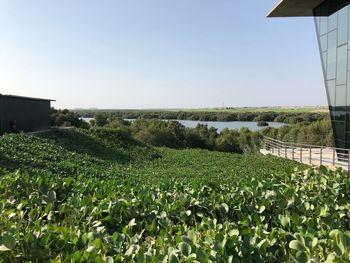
(1, 0, 328, 109)
(69, 105, 328, 111)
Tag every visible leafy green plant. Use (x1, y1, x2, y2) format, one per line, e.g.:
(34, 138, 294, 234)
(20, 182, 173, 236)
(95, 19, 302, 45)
(0, 130, 349, 262)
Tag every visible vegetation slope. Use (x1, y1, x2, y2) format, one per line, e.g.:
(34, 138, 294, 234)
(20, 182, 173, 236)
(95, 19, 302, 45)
(0, 128, 349, 262)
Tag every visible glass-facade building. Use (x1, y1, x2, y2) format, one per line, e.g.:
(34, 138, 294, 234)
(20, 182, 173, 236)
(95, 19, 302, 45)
(269, 0, 350, 150)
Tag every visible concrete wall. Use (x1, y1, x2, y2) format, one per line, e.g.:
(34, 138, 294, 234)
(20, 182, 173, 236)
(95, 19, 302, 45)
(0, 97, 51, 135)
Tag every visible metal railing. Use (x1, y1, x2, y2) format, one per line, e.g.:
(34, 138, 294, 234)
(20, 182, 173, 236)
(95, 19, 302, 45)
(263, 137, 350, 170)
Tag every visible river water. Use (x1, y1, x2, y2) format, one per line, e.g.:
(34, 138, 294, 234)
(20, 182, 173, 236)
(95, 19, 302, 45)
(82, 118, 285, 132)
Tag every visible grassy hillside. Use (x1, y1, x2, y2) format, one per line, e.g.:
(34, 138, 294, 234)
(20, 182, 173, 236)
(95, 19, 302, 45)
(0, 129, 349, 262)
(0, 128, 160, 177)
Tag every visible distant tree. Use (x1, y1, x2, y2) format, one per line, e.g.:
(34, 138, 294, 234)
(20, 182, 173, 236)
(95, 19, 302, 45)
(257, 121, 269, 127)
(215, 128, 241, 153)
(51, 108, 87, 128)
(94, 113, 108, 127)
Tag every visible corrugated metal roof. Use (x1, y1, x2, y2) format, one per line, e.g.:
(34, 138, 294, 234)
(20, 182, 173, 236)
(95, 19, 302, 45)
(0, 94, 56, 102)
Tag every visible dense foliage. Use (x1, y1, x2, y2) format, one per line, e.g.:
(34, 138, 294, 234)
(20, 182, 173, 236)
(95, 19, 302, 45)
(0, 129, 349, 262)
(74, 110, 329, 124)
(131, 120, 262, 154)
(51, 109, 88, 129)
(262, 119, 334, 147)
(49, 108, 334, 153)
(102, 119, 262, 154)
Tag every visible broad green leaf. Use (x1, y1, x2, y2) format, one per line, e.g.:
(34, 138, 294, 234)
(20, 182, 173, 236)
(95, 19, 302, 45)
(0, 245, 11, 252)
(92, 238, 102, 249)
(196, 247, 207, 263)
(179, 242, 191, 257)
(181, 236, 192, 244)
(125, 244, 139, 257)
(86, 246, 95, 253)
(106, 256, 114, 263)
(228, 229, 239, 237)
(258, 205, 266, 214)
(1, 235, 16, 250)
(295, 251, 309, 263)
(47, 190, 57, 202)
(128, 218, 137, 227)
(334, 244, 345, 256)
(289, 240, 307, 252)
(280, 215, 290, 228)
(325, 253, 336, 263)
(221, 203, 229, 214)
(188, 231, 197, 243)
(169, 254, 180, 263)
(214, 233, 227, 251)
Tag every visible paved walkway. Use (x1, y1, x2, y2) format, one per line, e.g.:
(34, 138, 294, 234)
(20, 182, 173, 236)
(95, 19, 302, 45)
(260, 147, 349, 171)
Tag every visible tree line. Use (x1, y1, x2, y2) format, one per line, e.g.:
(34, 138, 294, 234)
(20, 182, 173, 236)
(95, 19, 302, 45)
(51, 109, 334, 153)
(73, 110, 329, 124)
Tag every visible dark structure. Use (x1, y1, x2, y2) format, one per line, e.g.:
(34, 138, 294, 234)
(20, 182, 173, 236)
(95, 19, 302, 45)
(0, 94, 55, 135)
(269, 0, 350, 150)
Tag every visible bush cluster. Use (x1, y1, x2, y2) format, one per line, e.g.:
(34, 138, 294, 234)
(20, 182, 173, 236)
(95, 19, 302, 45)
(75, 110, 329, 124)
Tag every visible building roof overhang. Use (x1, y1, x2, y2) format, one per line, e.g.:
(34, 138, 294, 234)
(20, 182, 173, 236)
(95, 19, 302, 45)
(268, 0, 325, 17)
(0, 94, 56, 102)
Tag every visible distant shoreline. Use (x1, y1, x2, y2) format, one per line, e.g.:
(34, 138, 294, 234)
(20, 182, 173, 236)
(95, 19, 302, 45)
(72, 106, 328, 114)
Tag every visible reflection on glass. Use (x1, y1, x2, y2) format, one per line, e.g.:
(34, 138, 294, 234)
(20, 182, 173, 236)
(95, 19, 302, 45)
(320, 35, 328, 52)
(327, 30, 337, 80)
(338, 7, 348, 46)
(329, 12, 337, 31)
(327, 80, 336, 106)
(315, 4, 350, 149)
(320, 17, 328, 35)
(336, 85, 347, 106)
(337, 45, 347, 85)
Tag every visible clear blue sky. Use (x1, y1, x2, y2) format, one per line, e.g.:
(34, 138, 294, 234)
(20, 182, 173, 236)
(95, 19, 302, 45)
(0, 0, 327, 109)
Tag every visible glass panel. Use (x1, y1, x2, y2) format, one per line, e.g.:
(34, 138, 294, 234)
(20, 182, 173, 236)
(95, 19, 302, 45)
(327, 80, 336, 106)
(315, 16, 320, 32)
(335, 139, 346, 149)
(337, 45, 347, 85)
(322, 52, 327, 72)
(320, 35, 328, 52)
(346, 120, 350, 132)
(320, 17, 328, 35)
(327, 30, 337, 80)
(334, 122, 346, 140)
(347, 71, 350, 105)
(349, 6, 350, 49)
(329, 11, 337, 31)
(338, 7, 349, 46)
(337, 84, 347, 106)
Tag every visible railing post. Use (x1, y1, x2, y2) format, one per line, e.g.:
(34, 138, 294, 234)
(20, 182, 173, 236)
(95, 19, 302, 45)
(300, 147, 302, 163)
(292, 144, 294, 160)
(320, 148, 323, 166)
(333, 148, 335, 166)
(309, 146, 312, 164)
(285, 143, 287, 158)
(348, 149, 350, 171)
